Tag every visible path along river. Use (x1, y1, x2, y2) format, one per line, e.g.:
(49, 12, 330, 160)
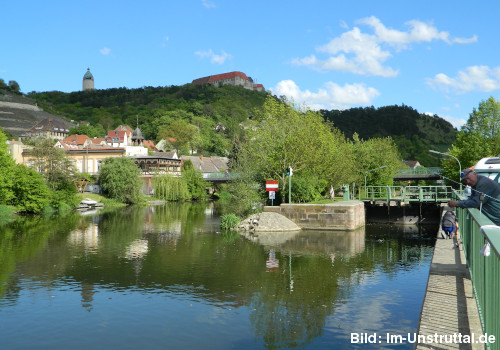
(0, 202, 437, 349)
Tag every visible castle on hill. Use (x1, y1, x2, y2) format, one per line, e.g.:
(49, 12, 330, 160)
(192, 71, 264, 92)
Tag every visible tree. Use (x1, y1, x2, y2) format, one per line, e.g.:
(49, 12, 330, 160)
(0, 129, 16, 204)
(444, 97, 500, 183)
(158, 121, 198, 155)
(182, 160, 208, 200)
(11, 165, 50, 213)
(463, 96, 500, 141)
(68, 124, 106, 138)
(352, 133, 402, 186)
(99, 157, 142, 204)
(240, 96, 355, 194)
(8, 80, 20, 93)
(27, 138, 77, 191)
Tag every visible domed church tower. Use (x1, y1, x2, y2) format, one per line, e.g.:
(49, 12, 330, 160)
(82, 68, 94, 91)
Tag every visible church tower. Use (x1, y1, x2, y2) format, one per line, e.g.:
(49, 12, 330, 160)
(82, 68, 94, 91)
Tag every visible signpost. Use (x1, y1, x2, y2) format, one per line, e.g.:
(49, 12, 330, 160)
(266, 181, 279, 206)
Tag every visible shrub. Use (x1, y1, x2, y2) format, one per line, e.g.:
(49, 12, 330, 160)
(220, 213, 240, 230)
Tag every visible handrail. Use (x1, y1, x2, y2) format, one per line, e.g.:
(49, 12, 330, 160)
(456, 190, 499, 349)
(359, 185, 454, 202)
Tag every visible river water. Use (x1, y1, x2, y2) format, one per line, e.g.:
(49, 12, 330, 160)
(0, 202, 436, 349)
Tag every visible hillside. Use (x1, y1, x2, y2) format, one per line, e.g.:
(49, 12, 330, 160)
(0, 90, 68, 137)
(321, 105, 456, 166)
(0, 83, 456, 165)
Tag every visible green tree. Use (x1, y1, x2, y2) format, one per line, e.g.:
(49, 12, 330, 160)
(27, 138, 77, 191)
(68, 124, 106, 138)
(352, 133, 402, 187)
(0, 130, 16, 204)
(11, 165, 50, 213)
(241, 97, 355, 196)
(463, 96, 500, 141)
(158, 120, 198, 155)
(99, 157, 142, 204)
(8, 80, 20, 93)
(443, 97, 500, 184)
(182, 160, 208, 200)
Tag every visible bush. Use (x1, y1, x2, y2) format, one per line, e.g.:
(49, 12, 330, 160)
(291, 174, 328, 203)
(220, 213, 240, 230)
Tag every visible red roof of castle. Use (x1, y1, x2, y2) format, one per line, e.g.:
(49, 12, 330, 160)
(192, 71, 250, 84)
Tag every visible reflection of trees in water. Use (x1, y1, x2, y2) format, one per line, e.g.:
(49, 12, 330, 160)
(0, 206, 436, 349)
(245, 225, 435, 349)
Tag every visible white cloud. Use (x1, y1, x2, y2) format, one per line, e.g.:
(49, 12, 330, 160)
(270, 79, 380, 110)
(100, 47, 111, 56)
(292, 16, 476, 77)
(161, 36, 169, 47)
(201, 0, 216, 8)
(427, 65, 500, 93)
(195, 49, 231, 64)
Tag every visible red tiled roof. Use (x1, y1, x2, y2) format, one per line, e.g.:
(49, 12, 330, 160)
(192, 71, 250, 84)
(143, 140, 157, 151)
(253, 84, 264, 88)
(90, 137, 106, 144)
(64, 134, 90, 145)
(107, 130, 127, 142)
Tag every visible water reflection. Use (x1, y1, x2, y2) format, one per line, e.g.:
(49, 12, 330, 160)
(0, 204, 436, 349)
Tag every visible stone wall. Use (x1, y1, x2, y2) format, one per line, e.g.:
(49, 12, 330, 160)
(263, 200, 365, 230)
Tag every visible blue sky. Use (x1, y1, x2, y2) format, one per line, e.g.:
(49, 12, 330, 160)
(2, 1, 499, 128)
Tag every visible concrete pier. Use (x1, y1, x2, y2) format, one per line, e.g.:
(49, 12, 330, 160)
(416, 234, 483, 349)
(263, 200, 365, 230)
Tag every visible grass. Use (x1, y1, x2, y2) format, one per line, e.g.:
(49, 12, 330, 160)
(306, 198, 342, 204)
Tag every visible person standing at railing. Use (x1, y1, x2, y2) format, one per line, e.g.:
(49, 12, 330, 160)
(448, 169, 500, 226)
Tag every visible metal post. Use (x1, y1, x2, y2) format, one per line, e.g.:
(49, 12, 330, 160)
(288, 173, 291, 204)
(429, 150, 462, 191)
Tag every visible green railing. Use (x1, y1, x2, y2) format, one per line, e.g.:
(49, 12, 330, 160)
(359, 185, 454, 202)
(456, 192, 500, 349)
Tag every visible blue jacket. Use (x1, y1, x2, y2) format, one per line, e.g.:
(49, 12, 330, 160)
(458, 175, 500, 225)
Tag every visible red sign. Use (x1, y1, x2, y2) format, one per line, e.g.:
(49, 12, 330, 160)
(266, 181, 279, 191)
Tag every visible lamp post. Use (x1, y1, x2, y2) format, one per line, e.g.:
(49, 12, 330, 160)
(429, 150, 462, 190)
(364, 165, 388, 188)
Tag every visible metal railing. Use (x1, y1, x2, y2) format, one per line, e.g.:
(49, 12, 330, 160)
(359, 185, 454, 202)
(456, 193, 500, 349)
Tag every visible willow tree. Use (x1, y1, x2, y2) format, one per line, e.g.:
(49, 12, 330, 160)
(240, 96, 355, 193)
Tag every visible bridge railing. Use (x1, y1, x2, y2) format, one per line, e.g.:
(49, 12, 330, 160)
(359, 185, 454, 202)
(456, 191, 500, 348)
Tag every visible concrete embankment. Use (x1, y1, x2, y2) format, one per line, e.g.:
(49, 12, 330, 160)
(263, 200, 365, 230)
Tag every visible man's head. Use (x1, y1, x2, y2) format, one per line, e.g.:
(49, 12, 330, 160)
(461, 169, 478, 186)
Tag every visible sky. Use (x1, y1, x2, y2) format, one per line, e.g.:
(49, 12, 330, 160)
(2, 1, 500, 129)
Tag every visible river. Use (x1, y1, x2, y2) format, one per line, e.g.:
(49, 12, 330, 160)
(0, 202, 436, 349)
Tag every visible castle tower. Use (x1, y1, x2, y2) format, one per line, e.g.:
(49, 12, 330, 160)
(82, 68, 94, 91)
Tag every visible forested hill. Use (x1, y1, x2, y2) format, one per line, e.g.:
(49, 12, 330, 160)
(321, 105, 457, 166)
(24, 84, 456, 166)
(28, 83, 268, 142)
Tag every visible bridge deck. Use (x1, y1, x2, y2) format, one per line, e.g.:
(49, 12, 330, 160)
(417, 232, 483, 349)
